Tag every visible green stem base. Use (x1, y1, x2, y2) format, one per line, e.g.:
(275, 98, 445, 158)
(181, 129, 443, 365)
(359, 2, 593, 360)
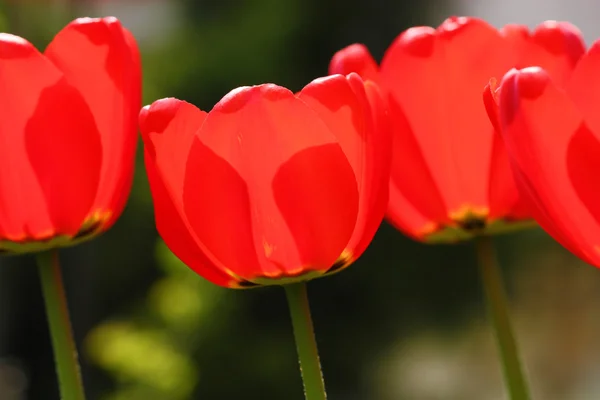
(37, 250, 86, 400)
(475, 236, 530, 400)
(284, 282, 327, 400)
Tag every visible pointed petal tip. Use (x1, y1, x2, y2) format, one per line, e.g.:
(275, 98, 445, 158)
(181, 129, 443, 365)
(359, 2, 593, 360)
(66, 16, 139, 60)
(500, 67, 550, 98)
(587, 38, 600, 55)
(515, 67, 552, 99)
(437, 16, 494, 39)
(0, 32, 29, 45)
(329, 43, 380, 81)
(139, 97, 187, 137)
(138, 105, 152, 135)
(331, 43, 370, 60)
(500, 67, 521, 82)
(52, 16, 136, 63)
(500, 23, 529, 37)
(483, 77, 502, 134)
(71, 16, 121, 27)
(532, 20, 586, 64)
(0, 33, 36, 58)
(345, 71, 365, 85)
(62, 16, 123, 39)
(534, 20, 584, 40)
(307, 72, 366, 94)
(438, 16, 472, 34)
(394, 26, 436, 58)
(488, 76, 500, 96)
(329, 43, 372, 72)
(213, 84, 292, 114)
(140, 104, 151, 114)
(306, 73, 344, 88)
(499, 67, 551, 127)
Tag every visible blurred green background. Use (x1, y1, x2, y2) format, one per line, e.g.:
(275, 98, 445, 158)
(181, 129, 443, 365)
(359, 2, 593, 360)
(1, 1, 599, 399)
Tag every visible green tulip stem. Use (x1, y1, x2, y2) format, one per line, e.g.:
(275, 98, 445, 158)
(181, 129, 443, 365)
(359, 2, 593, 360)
(475, 236, 530, 400)
(284, 282, 327, 400)
(37, 250, 86, 400)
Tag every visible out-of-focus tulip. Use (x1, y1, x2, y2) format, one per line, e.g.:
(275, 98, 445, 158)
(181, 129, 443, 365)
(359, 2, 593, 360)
(485, 41, 600, 267)
(0, 17, 141, 253)
(139, 73, 391, 288)
(330, 16, 585, 242)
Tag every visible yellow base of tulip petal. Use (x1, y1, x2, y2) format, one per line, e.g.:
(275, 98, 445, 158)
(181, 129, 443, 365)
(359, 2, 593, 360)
(424, 208, 537, 244)
(250, 270, 326, 287)
(238, 251, 354, 288)
(0, 215, 106, 255)
(425, 217, 537, 244)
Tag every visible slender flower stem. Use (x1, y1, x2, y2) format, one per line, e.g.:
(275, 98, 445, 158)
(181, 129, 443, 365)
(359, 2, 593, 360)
(37, 250, 86, 400)
(475, 236, 530, 400)
(284, 282, 327, 400)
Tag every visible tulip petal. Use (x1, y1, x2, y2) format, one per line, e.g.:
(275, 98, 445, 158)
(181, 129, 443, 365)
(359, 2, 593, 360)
(328, 43, 380, 81)
(487, 126, 531, 221)
(139, 98, 240, 288)
(387, 184, 441, 241)
(386, 94, 451, 238)
(483, 78, 502, 135)
(347, 79, 392, 258)
(328, 39, 448, 237)
(484, 77, 530, 220)
(183, 85, 359, 281)
(502, 21, 585, 86)
(498, 67, 600, 265)
(486, 21, 584, 222)
(298, 73, 391, 263)
(45, 17, 141, 228)
(140, 99, 204, 201)
(271, 143, 360, 272)
(145, 150, 238, 288)
(380, 17, 515, 216)
(567, 40, 600, 133)
(0, 34, 101, 241)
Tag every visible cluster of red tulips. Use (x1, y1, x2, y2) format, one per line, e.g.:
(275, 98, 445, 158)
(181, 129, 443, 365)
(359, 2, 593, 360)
(1, 13, 597, 400)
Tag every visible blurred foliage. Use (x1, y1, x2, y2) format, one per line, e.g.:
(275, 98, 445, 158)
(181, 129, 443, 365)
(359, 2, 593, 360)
(85, 241, 222, 399)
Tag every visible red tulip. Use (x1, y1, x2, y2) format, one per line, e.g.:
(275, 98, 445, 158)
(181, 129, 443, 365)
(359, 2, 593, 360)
(329, 17, 585, 242)
(139, 73, 391, 288)
(485, 40, 600, 267)
(0, 17, 141, 253)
